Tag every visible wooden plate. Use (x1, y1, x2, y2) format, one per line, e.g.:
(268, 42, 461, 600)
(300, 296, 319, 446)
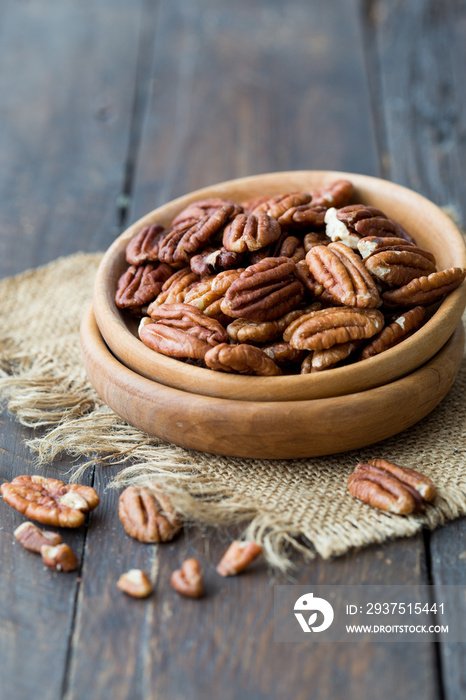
(81, 305, 465, 459)
(93, 171, 466, 402)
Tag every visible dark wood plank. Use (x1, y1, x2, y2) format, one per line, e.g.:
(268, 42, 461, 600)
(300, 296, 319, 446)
(65, 2, 436, 699)
(0, 0, 145, 279)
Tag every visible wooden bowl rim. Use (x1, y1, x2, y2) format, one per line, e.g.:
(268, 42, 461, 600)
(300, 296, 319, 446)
(93, 170, 466, 402)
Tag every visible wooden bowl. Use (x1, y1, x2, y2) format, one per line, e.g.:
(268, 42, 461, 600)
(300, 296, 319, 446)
(81, 305, 465, 459)
(93, 171, 466, 402)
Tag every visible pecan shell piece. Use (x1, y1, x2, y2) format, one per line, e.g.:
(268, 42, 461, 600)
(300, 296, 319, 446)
(115, 263, 173, 310)
(221, 257, 304, 322)
(305, 242, 381, 308)
(223, 213, 281, 253)
(170, 558, 204, 599)
(360, 306, 426, 359)
(347, 459, 437, 514)
(284, 307, 384, 351)
(382, 267, 466, 307)
(125, 224, 167, 265)
(14, 521, 62, 553)
(171, 198, 243, 228)
(141, 303, 228, 360)
(147, 268, 200, 311)
(189, 246, 243, 276)
(204, 343, 282, 376)
(118, 486, 182, 543)
(1, 475, 99, 528)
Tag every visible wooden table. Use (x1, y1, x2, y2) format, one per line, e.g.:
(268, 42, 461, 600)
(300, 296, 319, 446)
(1, 2, 465, 698)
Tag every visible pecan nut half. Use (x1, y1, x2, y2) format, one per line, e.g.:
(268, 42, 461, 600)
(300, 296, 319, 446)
(14, 521, 62, 553)
(325, 205, 398, 249)
(249, 233, 305, 265)
(284, 307, 384, 351)
(363, 247, 437, 287)
(357, 236, 417, 260)
(141, 303, 228, 360)
(204, 343, 282, 376)
(305, 242, 380, 308)
(251, 192, 312, 220)
(347, 459, 437, 514)
(118, 486, 182, 543)
(115, 263, 173, 310)
(189, 246, 243, 276)
(301, 341, 357, 373)
(125, 224, 167, 265)
(216, 541, 263, 577)
(147, 268, 199, 311)
(170, 558, 204, 598)
(310, 179, 354, 209)
(226, 304, 320, 344)
(360, 306, 426, 359)
(117, 569, 153, 598)
(263, 341, 306, 365)
(221, 257, 304, 322)
(223, 213, 281, 253)
(382, 268, 466, 307)
(171, 198, 243, 228)
(1, 476, 99, 527)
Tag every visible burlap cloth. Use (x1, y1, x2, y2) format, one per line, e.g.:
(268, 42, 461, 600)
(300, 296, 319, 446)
(0, 253, 465, 569)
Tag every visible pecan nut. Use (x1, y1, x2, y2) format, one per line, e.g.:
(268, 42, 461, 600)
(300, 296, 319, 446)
(304, 231, 331, 253)
(360, 306, 426, 359)
(189, 246, 243, 277)
(115, 263, 173, 310)
(223, 213, 281, 253)
(301, 341, 357, 373)
(251, 192, 312, 221)
(142, 303, 228, 360)
(170, 558, 204, 598)
(310, 179, 354, 209)
(147, 268, 199, 311)
(275, 204, 327, 229)
(325, 205, 398, 249)
(382, 267, 466, 307)
(221, 257, 304, 322)
(118, 486, 182, 543)
(125, 224, 167, 265)
(171, 198, 243, 228)
(305, 242, 381, 308)
(117, 569, 153, 598)
(357, 236, 417, 260)
(347, 459, 437, 514)
(284, 307, 384, 351)
(249, 232, 305, 265)
(363, 246, 437, 287)
(204, 342, 282, 375)
(14, 521, 62, 553)
(158, 204, 236, 266)
(41, 544, 79, 572)
(263, 341, 306, 365)
(216, 541, 262, 577)
(226, 305, 320, 344)
(1, 476, 99, 527)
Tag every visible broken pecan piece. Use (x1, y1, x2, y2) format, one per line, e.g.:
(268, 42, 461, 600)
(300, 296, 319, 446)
(382, 268, 466, 307)
(216, 541, 263, 577)
(204, 343, 282, 376)
(125, 224, 167, 265)
(221, 257, 304, 322)
(284, 307, 384, 351)
(325, 205, 398, 249)
(347, 459, 437, 514)
(41, 544, 79, 572)
(14, 521, 62, 553)
(115, 262, 173, 310)
(118, 486, 182, 543)
(360, 306, 426, 359)
(117, 569, 153, 598)
(305, 242, 380, 308)
(170, 558, 204, 598)
(1, 476, 99, 527)
(141, 303, 228, 360)
(223, 213, 281, 253)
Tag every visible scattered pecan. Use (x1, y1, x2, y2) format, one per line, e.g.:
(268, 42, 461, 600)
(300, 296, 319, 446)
(223, 213, 281, 253)
(1, 476, 99, 528)
(221, 257, 304, 322)
(125, 224, 167, 265)
(363, 246, 437, 287)
(226, 305, 319, 344)
(118, 486, 182, 543)
(216, 541, 263, 577)
(115, 262, 173, 310)
(171, 198, 243, 229)
(170, 558, 204, 598)
(147, 268, 200, 311)
(141, 303, 228, 360)
(284, 307, 384, 351)
(204, 342, 282, 376)
(382, 268, 466, 307)
(305, 242, 380, 308)
(310, 179, 354, 209)
(117, 569, 153, 598)
(263, 341, 306, 365)
(189, 246, 243, 277)
(347, 458, 437, 514)
(41, 544, 78, 572)
(360, 306, 426, 359)
(14, 521, 62, 553)
(158, 205, 236, 266)
(301, 341, 357, 373)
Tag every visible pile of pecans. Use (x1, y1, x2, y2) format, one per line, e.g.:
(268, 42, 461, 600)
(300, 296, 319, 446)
(115, 180, 465, 376)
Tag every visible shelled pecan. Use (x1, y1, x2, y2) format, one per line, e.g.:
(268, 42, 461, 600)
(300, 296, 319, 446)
(360, 306, 426, 359)
(117, 569, 153, 598)
(115, 262, 173, 310)
(347, 459, 437, 514)
(147, 268, 200, 310)
(125, 224, 167, 265)
(14, 521, 62, 553)
(171, 197, 243, 229)
(382, 267, 466, 307)
(189, 246, 243, 276)
(216, 541, 263, 577)
(41, 544, 78, 572)
(118, 486, 182, 543)
(363, 245, 437, 287)
(301, 341, 357, 373)
(284, 307, 384, 351)
(310, 179, 354, 209)
(170, 558, 204, 598)
(204, 342, 282, 376)
(223, 213, 281, 253)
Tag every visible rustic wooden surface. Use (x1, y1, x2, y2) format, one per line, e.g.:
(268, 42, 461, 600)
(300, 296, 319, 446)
(0, 1, 464, 698)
